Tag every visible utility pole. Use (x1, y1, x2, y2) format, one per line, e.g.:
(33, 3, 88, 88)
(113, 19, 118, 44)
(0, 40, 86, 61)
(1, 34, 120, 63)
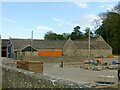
(88, 29, 90, 61)
(0, 34, 1, 60)
(31, 31, 33, 55)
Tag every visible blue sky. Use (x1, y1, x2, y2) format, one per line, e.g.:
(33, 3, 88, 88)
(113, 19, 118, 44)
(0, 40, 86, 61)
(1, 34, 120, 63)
(1, 1, 119, 39)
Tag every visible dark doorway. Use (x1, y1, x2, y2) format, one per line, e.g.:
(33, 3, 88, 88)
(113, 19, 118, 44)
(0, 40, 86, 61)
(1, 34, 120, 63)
(2, 50, 7, 57)
(2, 47, 7, 57)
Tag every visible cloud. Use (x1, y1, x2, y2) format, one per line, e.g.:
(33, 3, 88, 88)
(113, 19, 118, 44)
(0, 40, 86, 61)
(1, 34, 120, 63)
(2, 17, 16, 23)
(73, 1, 88, 8)
(53, 16, 101, 31)
(17, 27, 31, 31)
(83, 14, 101, 28)
(53, 18, 76, 26)
(1, 0, 119, 2)
(73, 14, 102, 31)
(99, 4, 115, 11)
(49, 3, 71, 9)
(36, 25, 54, 31)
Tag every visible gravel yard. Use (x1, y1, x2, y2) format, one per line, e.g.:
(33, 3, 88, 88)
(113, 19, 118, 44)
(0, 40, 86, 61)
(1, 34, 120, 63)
(43, 63, 118, 82)
(43, 56, 120, 87)
(1, 57, 120, 88)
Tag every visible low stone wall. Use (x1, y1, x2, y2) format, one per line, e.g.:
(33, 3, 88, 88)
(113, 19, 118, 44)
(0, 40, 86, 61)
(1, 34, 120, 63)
(19, 55, 89, 63)
(2, 65, 86, 88)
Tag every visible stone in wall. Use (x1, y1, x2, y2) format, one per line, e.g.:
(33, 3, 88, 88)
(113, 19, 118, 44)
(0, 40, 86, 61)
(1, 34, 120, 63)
(2, 65, 87, 88)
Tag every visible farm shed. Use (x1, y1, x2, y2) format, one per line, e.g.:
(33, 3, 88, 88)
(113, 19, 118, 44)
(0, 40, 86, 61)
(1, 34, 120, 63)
(2, 36, 112, 60)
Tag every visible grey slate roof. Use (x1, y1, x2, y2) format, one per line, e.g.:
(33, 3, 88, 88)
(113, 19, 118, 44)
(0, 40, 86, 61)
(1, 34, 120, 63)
(21, 45, 37, 52)
(33, 40, 66, 49)
(11, 38, 66, 50)
(73, 41, 111, 49)
(11, 39, 31, 49)
(2, 39, 10, 47)
(74, 37, 99, 42)
(10, 37, 112, 50)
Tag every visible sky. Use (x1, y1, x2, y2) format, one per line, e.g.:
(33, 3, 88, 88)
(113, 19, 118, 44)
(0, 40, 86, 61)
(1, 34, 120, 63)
(1, 0, 119, 39)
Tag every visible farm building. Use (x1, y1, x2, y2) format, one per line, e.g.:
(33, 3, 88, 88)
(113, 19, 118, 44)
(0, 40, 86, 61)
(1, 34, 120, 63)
(1, 36, 112, 60)
(63, 36, 112, 58)
(1, 39, 10, 57)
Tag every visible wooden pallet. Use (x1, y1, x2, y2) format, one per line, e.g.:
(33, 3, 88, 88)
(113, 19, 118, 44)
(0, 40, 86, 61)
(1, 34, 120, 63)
(17, 60, 43, 73)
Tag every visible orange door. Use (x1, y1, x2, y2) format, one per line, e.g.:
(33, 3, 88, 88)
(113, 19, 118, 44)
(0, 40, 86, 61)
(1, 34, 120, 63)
(38, 50, 62, 56)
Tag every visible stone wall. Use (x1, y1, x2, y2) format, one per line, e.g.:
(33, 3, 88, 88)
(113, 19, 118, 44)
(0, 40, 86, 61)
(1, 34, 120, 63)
(63, 39, 77, 56)
(14, 49, 112, 63)
(75, 49, 112, 58)
(18, 55, 88, 63)
(2, 65, 86, 88)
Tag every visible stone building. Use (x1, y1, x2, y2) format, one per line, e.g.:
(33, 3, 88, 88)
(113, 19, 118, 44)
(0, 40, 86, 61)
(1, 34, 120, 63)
(1, 39, 10, 57)
(1, 36, 112, 59)
(10, 39, 66, 59)
(63, 36, 112, 58)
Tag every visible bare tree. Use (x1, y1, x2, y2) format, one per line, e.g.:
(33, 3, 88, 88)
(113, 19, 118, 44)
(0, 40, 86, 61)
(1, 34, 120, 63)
(113, 1, 120, 14)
